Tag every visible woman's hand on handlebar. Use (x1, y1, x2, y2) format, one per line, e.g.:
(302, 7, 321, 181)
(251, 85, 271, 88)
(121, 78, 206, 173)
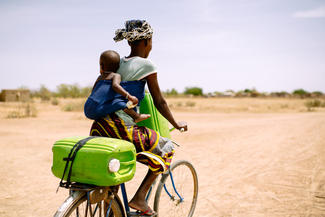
(176, 121, 188, 132)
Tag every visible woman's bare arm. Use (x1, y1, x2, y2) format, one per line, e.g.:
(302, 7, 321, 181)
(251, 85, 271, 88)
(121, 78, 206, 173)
(146, 73, 187, 131)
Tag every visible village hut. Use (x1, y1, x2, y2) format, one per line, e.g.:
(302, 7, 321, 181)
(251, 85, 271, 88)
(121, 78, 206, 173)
(0, 89, 30, 102)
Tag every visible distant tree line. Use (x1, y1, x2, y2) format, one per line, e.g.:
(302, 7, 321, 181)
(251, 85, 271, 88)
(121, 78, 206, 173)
(30, 84, 92, 101)
(164, 87, 324, 98)
(164, 87, 203, 96)
(27, 84, 324, 100)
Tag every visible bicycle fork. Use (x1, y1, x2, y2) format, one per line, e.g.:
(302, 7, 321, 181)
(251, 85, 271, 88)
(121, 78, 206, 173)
(162, 170, 184, 204)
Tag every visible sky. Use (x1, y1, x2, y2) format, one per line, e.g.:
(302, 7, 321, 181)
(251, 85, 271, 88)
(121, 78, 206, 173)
(0, 0, 324, 93)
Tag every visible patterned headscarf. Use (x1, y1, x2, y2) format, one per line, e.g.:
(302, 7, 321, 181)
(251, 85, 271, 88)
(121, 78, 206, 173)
(113, 20, 153, 42)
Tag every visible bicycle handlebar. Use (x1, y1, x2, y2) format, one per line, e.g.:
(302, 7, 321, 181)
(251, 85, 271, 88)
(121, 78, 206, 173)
(169, 127, 185, 132)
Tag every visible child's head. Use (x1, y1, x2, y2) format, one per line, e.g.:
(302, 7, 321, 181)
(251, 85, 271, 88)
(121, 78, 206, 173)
(99, 50, 120, 74)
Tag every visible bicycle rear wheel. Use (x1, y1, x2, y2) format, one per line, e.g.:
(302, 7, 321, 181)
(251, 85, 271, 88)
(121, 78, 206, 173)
(154, 160, 198, 217)
(54, 190, 124, 217)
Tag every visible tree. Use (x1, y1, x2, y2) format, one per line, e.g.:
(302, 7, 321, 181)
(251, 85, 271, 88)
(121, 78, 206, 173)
(81, 86, 92, 97)
(311, 91, 323, 97)
(292, 89, 310, 98)
(184, 87, 203, 96)
(165, 88, 178, 96)
(37, 85, 52, 101)
(56, 84, 70, 98)
(68, 84, 81, 98)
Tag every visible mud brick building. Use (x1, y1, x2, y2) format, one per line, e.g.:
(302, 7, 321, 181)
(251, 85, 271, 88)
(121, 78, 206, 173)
(0, 89, 30, 102)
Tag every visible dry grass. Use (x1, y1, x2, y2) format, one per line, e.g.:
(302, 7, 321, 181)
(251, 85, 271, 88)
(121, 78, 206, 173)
(51, 98, 60, 106)
(60, 98, 86, 112)
(0, 102, 38, 118)
(166, 97, 325, 113)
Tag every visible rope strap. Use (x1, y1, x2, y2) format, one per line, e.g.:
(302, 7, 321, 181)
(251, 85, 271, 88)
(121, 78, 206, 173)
(58, 136, 96, 189)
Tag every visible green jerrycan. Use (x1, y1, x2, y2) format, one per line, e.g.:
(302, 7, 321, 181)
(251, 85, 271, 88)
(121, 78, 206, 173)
(52, 136, 136, 186)
(137, 93, 171, 139)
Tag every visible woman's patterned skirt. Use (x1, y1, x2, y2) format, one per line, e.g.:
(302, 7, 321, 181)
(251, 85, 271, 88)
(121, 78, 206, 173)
(90, 113, 174, 174)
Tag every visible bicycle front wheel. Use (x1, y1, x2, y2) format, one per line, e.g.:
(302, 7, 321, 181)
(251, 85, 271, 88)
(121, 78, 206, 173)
(154, 160, 198, 217)
(54, 190, 124, 217)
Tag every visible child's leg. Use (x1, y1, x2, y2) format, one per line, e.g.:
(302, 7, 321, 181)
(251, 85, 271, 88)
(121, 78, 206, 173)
(123, 108, 150, 123)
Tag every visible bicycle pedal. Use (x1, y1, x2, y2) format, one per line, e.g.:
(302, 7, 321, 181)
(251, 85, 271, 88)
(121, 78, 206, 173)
(128, 211, 157, 217)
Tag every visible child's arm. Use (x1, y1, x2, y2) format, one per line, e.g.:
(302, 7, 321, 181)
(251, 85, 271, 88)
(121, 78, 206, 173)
(111, 73, 138, 105)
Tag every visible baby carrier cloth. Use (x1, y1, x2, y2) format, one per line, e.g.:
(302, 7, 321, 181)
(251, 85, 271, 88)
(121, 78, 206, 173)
(84, 80, 146, 120)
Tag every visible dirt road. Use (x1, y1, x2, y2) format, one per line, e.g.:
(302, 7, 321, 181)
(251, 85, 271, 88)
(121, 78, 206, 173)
(0, 103, 324, 216)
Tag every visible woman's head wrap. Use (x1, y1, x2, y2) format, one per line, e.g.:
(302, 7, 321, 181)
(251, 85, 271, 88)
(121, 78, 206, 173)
(113, 20, 153, 42)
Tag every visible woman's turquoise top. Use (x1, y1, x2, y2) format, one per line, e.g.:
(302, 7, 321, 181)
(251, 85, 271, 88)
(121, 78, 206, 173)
(115, 56, 157, 125)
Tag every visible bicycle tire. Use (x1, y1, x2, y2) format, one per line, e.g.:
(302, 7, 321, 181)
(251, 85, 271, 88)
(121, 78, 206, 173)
(153, 160, 198, 217)
(54, 190, 125, 217)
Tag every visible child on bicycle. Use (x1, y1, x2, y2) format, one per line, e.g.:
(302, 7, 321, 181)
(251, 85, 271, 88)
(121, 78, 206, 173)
(84, 50, 150, 123)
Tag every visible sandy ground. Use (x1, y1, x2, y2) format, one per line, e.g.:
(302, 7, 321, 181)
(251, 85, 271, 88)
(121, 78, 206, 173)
(0, 98, 325, 217)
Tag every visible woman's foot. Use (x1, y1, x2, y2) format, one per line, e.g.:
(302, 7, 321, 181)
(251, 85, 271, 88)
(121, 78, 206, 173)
(134, 114, 151, 123)
(128, 199, 155, 216)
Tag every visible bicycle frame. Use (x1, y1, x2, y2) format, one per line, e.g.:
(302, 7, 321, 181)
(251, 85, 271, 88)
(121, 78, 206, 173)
(55, 160, 197, 217)
(119, 169, 183, 217)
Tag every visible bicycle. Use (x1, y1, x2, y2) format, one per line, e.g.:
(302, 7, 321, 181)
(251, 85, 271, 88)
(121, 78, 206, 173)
(53, 146, 198, 217)
(53, 93, 198, 217)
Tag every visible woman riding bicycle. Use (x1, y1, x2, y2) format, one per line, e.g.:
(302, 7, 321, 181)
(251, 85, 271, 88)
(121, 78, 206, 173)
(89, 19, 187, 216)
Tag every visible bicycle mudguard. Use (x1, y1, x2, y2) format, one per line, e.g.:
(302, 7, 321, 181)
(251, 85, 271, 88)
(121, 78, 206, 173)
(137, 93, 171, 139)
(52, 136, 136, 186)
